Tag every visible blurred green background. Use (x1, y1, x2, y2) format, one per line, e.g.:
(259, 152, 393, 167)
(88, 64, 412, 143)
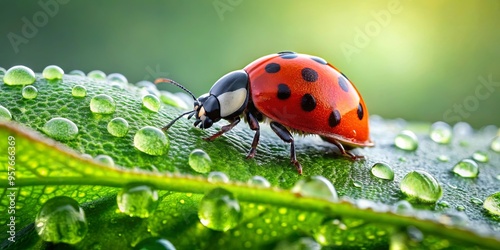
(1, 0, 499, 128)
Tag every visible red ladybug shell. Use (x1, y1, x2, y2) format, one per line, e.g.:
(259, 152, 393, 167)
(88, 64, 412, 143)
(243, 52, 374, 148)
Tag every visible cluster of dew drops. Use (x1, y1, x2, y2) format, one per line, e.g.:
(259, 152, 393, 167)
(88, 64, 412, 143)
(2, 65, 500, 248)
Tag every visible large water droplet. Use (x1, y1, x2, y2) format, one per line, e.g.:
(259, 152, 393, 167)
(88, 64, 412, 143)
(472, 151, 489, 163)
(491, 136, 500, 152)
(291, 176, 338, 202)
(90, 94, 116, 114)
(106, 73, 128, 84)
(117, 184, 158, 218)
(22, 85, 38, 99)
(94, 154, 114, 166)
(68, 69, 85, 76)
(452, 159, 479, 178)
(107, 117, 129, 137)
(394, 130, 418, 151)
(429, 121, 452, 144)
(134, 237, 176, 250)
(35, 196, 88, 244)
(72, 85, 87, 98)
(142, 94, 161, 112)
(483, 192, 500, 216)
(188, 149, 212, 173)
(43, 117, 79, 141)
(42, 65, 64, 80)
(134, 126, 169, 156)
(198, 188, 242, 231)
(3, 65, 36, 85)
(400, 170, 442, 203)
(370, 162, 394, 180)
(207, 171, 229, 183)
(87, 70, 106, 80)
(247, 175, 271, 188)
(0, 105, 13, 121)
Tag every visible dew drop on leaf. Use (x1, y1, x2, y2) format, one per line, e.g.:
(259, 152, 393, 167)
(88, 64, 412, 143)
(90, 94, 116, 114)
(452, 159, 479, 178)
(71, 85, 87, 98)
(291, 175, 338, 202)
(107, 117, 129, 137)
(400, 170, 442, 203)
(87, 70, 106, 80)
(456, 205, 465, 211)
(394, 130, 418, 151)
(106, 73, 128, 84)
(483, 192, 500, 216)
(207, 171, 229, 183)
(188, 149, 212, 173)
(68, 69, 85, 76)
(472, 150, 489, 163)
(437, 155, 449, 162)
(35, 196, 88, 244)
(247, 175, 271, 188)
(352, 181, 362, 188)
(3, 65, 36, 85)
(133, 126, 169, 156)
(0, 105, 12, 121)
(437, 200, 450, 208)
(429, 121, 452, 144)
(491, 136, 500, 152)
(470, 197, 483, 205)
(94, 154, 114, 166)
(42, 117, 79, 141)
(117, 184, 158, 218)
(22, 85, 38, 99)
(0, 67, 6, 76)
(198, 188, 242, 231)
(142, 94, 161, 112)
(370, 162, 394, 180)
(42, 65, 64, 80)
(133, 237, 176, 250)
(392, 200, 413, 214)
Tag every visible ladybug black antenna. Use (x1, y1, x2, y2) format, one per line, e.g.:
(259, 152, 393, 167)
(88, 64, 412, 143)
(162, 110, 196, 131)
(154, 78, 197, 101)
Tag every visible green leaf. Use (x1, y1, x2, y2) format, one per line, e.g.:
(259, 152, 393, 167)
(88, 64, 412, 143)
(0, 74, 499, 249)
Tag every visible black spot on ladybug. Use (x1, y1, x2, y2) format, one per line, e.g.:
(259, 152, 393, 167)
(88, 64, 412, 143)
(328, 110, 341, 127)
(265, 63, 280, 73)
(278, 51, 296, 54)
(301, 94, 316, 112)
(280, 53, 298, 59)
(310, 56, 327, 65)
(357, 103, 364, 120)
(338, 75, 349, 92)
(277, 83, 291, 100)
(302, 68, 318, 82)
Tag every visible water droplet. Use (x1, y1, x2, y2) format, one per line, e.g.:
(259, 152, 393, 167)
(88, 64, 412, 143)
(400, 170, 442, 203)
(437, 155, 449, 162)
(117, 184, 158, 218)
(491, 136, 500, 152)
(392, 200, 413, 214)
(133, 126, 169, 156)
(454, 122, 473, 136)
(68, 70, 85, 76)
(90, 94, 116, 114)
(0, 67, 6, 76)
(133, 237, 176, 250)
(159, 91, 189, 109)
(207, 171, 229, 183)
(452, 159, 479, 178)
(94, 154, 114, 166)
(35, 196, 87, 244)
(42, 65, 64, 80)
(472, 151, 489, 163)
(394, 130, 418, 151)
(291, 176, 338, 202)
(106, 73, 128, 84)
(188, 149, 212, 173)
(437, 200, 450, 208)
(470, 197, 483, 205)
(483, 192, 500, 216)
(352, 181, 362, 188)
(43, 117, 78, 141)
(429, 121, 452, 144)
(87, 70, 106, 80)
(142, 94, 161, 112)
(22, 85, 38, 99)
(3, 65, 36, 85)
(370, 162, 394, 180)
(71, 85, 87, 98)
(456, 205, 465, 211)
(247, 176, 271, 188)
(198, 188, 242, 231)
(0, 105, 13, 121)
(107, 117, 129, 137)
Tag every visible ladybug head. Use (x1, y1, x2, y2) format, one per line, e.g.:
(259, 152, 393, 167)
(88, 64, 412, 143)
(192, 93, 221, 129)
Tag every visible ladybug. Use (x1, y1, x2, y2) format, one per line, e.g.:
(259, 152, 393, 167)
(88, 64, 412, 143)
(155, 51, 374, 174)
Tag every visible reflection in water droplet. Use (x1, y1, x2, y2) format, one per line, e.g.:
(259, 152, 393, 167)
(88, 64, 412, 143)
(198, 188, 242, 231)
(370, 162, 394, 180)
(72, 85, 87, 98)
(3, 65, 36, 85)
(429, 121, 452, 144)
(107, 117, 129, 137)
(117, 184, 158, 218)
(292, 176, 338, 202)
(483, 192, 500, 216)
(43, 117, 79, 141)
(90, 94, 116, 114)
(400, 170, 442, 203)
(35, 196, 88, 244)
(142, 94, 161, 112)
(394, 130, 418, 151)
(0, 105, 13, 121)
(452, 159, 479, 178)
(42, 65, 64, 80)
(22, 85, 38, 99)
(133, 126, 169, 156)
(188, 149, 212, 173)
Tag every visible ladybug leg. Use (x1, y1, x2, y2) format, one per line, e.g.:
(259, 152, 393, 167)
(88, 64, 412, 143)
(270, 122, 303, 174)
(330, 140, 365, 160)
(245, 112, 260, 159)
(204, 117, 240, 141)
